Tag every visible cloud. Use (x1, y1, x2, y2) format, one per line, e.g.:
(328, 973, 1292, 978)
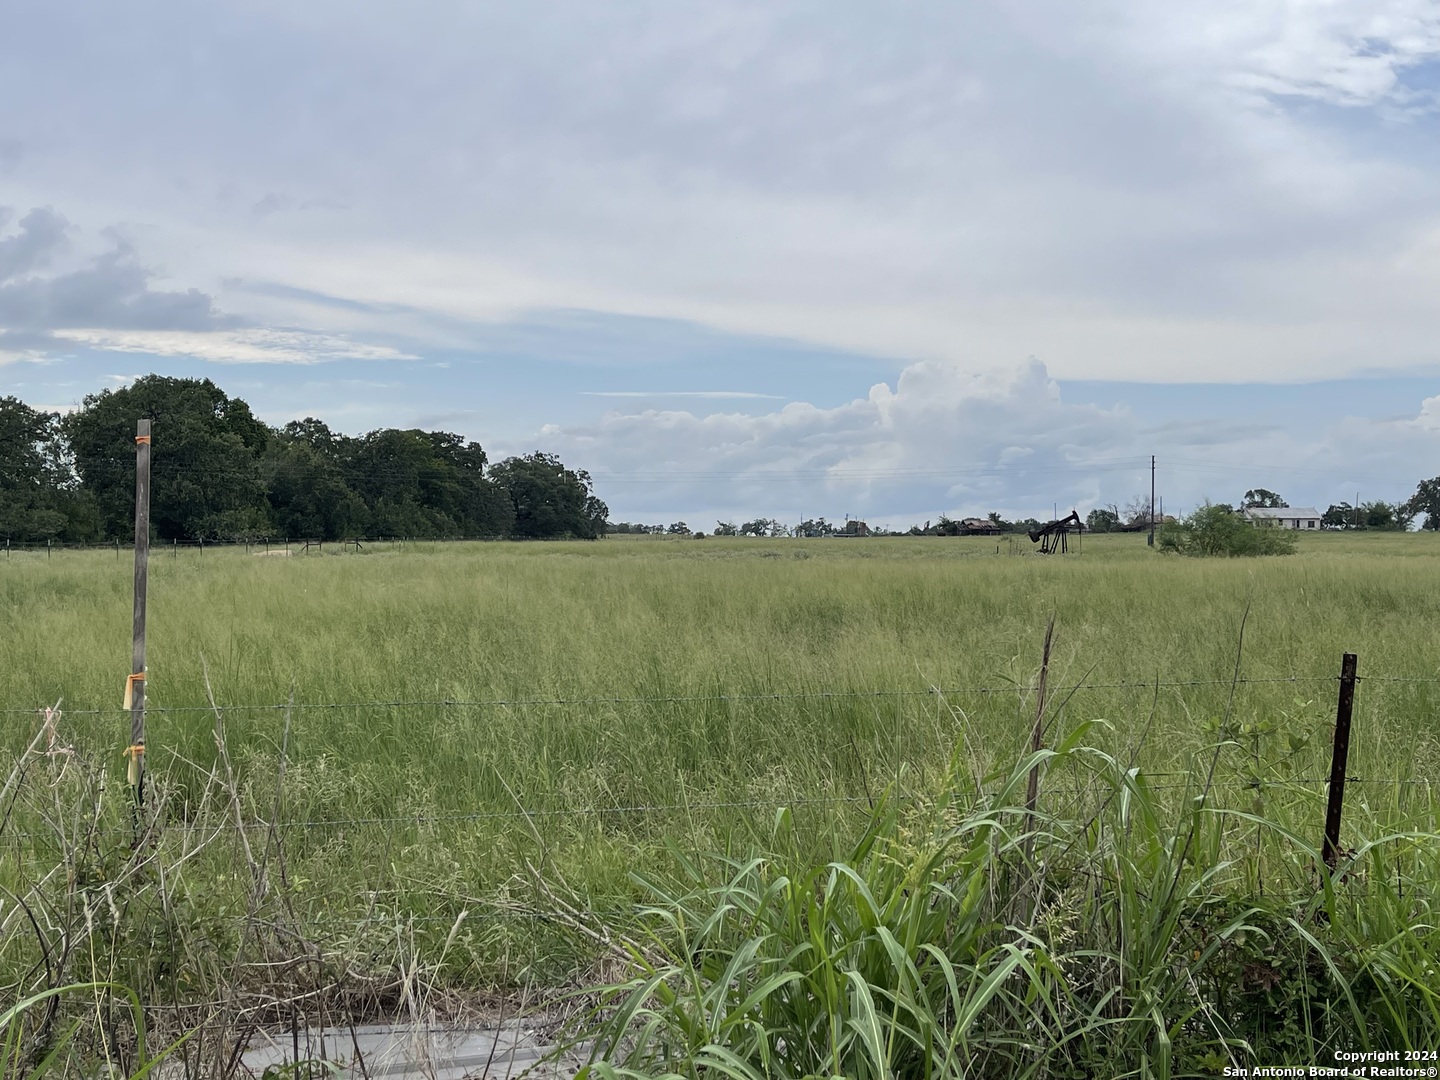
(0, 206, 67, 280)
(529, 356, 1440, 523)
(51, 328, 417, 364)
(0, 207, 411, 365)
(7, 4, 1440, 382)
(0, 207, 236, 336)
(1417, 395, 1440, 430)
(582, 390, 785, 399)
(1119, 1, 1440, 109)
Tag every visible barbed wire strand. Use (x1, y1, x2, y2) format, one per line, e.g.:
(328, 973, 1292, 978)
(11, 673, 1433, 718)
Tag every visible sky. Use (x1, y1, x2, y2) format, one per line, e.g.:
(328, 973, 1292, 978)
(3, 1, 1440, 527)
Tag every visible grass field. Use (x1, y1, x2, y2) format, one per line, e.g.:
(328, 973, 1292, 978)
(3, 532, 1439, 1072)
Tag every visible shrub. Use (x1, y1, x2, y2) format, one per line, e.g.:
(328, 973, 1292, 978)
(1158, 502, 1297, 556)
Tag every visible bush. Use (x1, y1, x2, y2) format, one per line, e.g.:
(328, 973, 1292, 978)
(1158, 502, 1297, 556)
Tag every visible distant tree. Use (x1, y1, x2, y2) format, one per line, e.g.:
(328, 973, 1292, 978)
(1361, 499, 1412, 531)
(714, 520, 737, 536)
(667, 521, 690, 535)
(1358, 500, 1397, 531)
(933, 515, 962, 536)
(0, 396, 99, 541)
(1122, 495, 1154, 527)
(1389, 501, 1417, 530)
(347, 429, 444, 536)
(262, 418, 363, 539)
(1086, 507, 1120, 533)
(489, 452, 607, 539)
(739, 518, 786, 537)
(1242, 488, 1287, 509)
(63, 376, 270, 540)
(1323, 500, 1412, 531)
(1407, 478, 1440, 530)
(1159, 502, 1297, 557)
(1322, 503, 1355, 529)
(795, 517, 836, 538)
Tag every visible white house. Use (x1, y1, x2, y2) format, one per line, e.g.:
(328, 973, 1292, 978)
(1243, 506, 1322, 530)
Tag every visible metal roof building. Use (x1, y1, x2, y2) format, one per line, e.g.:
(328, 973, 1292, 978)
(1243, 506, 1322, 530)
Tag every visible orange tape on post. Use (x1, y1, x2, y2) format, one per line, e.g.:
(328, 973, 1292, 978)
(123, 672, 146, 710)
(124, 742, 145, 786)
(135, 435, 151, 444)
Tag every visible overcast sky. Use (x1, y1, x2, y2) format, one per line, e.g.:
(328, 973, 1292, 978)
(3, 1, 1440, 524)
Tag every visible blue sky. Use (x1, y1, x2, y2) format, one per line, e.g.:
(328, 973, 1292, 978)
(3, 1, 1440, 525)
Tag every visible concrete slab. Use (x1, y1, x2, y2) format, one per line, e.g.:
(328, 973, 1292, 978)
(238, 1021, 589, 1079)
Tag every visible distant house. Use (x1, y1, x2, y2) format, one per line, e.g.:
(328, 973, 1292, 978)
(1244, 506, 1321, 530)
(960, 518, 1000, 535)
(841, 520, 870, 537)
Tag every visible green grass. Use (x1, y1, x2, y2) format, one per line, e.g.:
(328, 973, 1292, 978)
(1, 532, 1437, 1067)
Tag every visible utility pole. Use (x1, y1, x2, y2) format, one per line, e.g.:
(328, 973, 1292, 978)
(1148, 455, 1156, 547)
(126, 419, 152, 841)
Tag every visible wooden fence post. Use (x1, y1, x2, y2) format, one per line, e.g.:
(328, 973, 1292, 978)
(127, 420, 152, 840)
(1322, 652, 1359, 870)
(1023, 618, 1054, 864)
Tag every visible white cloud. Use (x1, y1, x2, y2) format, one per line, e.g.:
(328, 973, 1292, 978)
(1118, 0, 1440, 109)
(528, 356, 1440, 522)
(582, 390, 785, 399)
(1415, 394, 1440, 430)
(6, 3, 1440, 382)
(51, 328, 417, 364)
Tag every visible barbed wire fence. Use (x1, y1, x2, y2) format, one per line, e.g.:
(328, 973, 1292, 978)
(4, 668, 1435, 840)
(3, 664, 1438, 1075)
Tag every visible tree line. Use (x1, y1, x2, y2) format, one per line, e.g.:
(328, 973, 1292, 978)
(9, 380, 1440, 543)
(618, 480, 1440, 542)
(0, 376, 608, 543)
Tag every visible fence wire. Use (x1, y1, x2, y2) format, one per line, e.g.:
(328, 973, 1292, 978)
(10, 673, 1438, 718)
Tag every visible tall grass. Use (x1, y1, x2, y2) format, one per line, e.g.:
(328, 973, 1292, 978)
(2, 533, 1438, 1066)
(571, 730, 1440, 1076)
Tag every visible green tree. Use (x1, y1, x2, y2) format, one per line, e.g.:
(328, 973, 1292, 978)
(339, 428, 512, 538)
(489, 452, 608, 539)
(1324, 500, 1413, 531)
(264, 419, 370, 539)
(1322, 502, 1355, 529)
(1086, 507, 1119, 533)
(795, 517, 836, 537)
(1158, 502, 1297, 557)
(1242, 488, 1287, 509)
(1408, 477, 1440, 530)
(1358, 500, 1408, 531)
(63, 376, 270, 540)
(0, 396, 100, 541)
(933, 515, 962, 536)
